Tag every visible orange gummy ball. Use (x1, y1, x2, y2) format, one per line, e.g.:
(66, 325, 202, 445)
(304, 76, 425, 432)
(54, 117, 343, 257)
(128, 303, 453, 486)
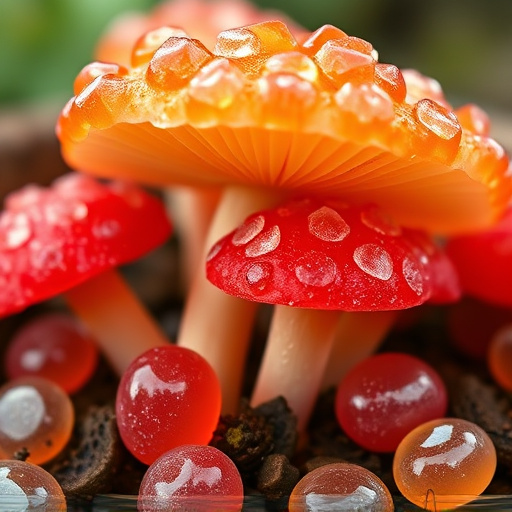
(0, 459, 66, 510)
(0, 376, 74, 464)
(393, 418, 496, 510)
(289, 462, 394, 511)
(488, 324, 512, 391)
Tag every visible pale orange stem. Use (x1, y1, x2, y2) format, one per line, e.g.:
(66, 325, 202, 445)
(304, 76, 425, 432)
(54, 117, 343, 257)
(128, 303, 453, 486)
(64, 268, 169, 375)
(165, 186, 221, 291)
(177, 185, 278, 414)
(321, 310, 400, 389)
(251, 306, 340, 432)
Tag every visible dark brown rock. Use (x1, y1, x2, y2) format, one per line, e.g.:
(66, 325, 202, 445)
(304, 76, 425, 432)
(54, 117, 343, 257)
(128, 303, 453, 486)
(257, 454, 300, 501)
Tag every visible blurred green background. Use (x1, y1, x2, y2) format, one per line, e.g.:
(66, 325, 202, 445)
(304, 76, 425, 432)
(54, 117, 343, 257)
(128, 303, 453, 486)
(1, 0, 511, 113)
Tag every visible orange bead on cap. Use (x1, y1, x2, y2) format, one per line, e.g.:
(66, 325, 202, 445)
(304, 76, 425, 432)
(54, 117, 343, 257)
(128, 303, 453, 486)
(57, 20, 511, 236)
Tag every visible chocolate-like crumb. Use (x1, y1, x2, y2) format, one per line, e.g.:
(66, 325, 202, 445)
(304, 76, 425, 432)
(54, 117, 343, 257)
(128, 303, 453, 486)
(255, 396, 298, 458)
(210, 399, 275, 479)
(13, 447, 30, 462)
(46, 403, 122, 497)
(257, 453, 300, 501)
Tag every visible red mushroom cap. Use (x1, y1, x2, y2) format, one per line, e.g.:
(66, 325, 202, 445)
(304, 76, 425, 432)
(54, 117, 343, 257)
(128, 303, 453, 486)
(403, 231, 461, 304)
(0, 173, 172, 317)
(445, 207, 512, 308)
(206, 198, 437, 311)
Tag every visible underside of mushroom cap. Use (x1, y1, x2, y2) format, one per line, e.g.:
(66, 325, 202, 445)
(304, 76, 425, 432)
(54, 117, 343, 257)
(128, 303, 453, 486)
(206, 198, 437, 311)
(0, 173, 172, 317)
(57, 21, 512, 235)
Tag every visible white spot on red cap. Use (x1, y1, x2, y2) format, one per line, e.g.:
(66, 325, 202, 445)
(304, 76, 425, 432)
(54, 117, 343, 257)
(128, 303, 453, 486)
(308, 206, 350, 242)
(295, 251, 337, 287)
(403, 256, 424, 295)
(353, 244, 393, 280)
(232, 215, 264, 246)
(245, 225, 280, 257)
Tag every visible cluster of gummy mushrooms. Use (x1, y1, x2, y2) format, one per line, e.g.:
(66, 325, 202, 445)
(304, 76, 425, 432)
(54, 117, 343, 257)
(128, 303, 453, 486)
(2, 1, 512, 511)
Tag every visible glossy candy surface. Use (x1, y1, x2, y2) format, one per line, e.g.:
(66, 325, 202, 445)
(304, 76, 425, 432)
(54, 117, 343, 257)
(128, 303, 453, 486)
(0, 376, 74, 464)
(116, 345, 222, 465)
(393, 418, 496, 510)
(335, 352, 448, 452)
(5, 313, 98, 394)
(0, 172, 172, 318)
(446, 207, 512, 309)
(207, 199, 437, 310)
(0, 460, 66, 511)
(488, 324, 512, 391)
(58, 21, 511, 236)
(138, 444, 243, 511)
(288, 462, 393, 512)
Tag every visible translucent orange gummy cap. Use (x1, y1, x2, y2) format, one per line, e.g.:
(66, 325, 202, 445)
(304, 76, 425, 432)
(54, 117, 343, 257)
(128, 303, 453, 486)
(57, 21, 512, 235)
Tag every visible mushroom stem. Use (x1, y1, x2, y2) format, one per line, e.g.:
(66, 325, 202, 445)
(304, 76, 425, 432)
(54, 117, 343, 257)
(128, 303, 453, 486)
(251, 306, 340, 431)
(64, 268, 169, 375)
(177, 185, 278, 414)
(164, 186, 221, 291)
(321, 310, 400, 390)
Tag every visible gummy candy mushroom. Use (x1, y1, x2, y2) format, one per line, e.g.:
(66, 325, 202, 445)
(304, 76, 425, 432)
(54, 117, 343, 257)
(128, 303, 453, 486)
(206, 198, 440, 429)
(446, 206, 512, 310)
(322, 228, 461, 389)
(57, 21, 511, 412)
(0, 173, 172, 375)
(93, 0, 305, 288)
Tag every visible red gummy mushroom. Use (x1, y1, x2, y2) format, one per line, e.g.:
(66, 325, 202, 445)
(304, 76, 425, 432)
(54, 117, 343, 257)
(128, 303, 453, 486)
(206, 198, 440, 429)
(446, 206, 512, 309)
(322, 229, 461, 389)
(0, 172, 172, 374)
(57, 20, 511, 413)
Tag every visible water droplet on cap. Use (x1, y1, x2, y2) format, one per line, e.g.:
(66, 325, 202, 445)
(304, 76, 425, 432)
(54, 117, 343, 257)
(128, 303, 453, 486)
(1, 213, 32, 249)
(403, 257, 424, 296)
(353, 244, 393, 280)
(232, 215, 265, 246)
(245, 262, 273, 294)
(245, 225, 280, 257)
(295, 251, 337, 287)
(308, 206, 350, 242)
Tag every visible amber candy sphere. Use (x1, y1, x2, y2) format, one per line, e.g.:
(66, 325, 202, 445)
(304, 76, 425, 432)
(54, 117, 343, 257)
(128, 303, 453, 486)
(0, 459, 66, 510)
(289, 462, 394, 512)
(0, 376, 74, 464)
(488, 323, 512, 391)
(393, 417, 496, 510)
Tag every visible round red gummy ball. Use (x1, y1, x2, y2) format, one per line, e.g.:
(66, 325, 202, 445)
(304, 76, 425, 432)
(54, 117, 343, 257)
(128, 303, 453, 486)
(116, 345, 222, 465)
(138, 444, 244, 511)
(335, 352, 448, 452)
(4, 313, 98, 394)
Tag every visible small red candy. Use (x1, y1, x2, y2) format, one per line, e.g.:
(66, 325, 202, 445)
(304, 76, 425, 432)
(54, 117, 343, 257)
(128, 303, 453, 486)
(116, 345, 222, 465)
(335, 352, 447, 452)
(4, 313, 98, 394)
(138, 444, 244, 511)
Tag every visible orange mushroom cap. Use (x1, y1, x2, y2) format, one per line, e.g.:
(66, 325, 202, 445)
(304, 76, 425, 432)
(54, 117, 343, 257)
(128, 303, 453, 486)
(57, 21, 511, 235)
(95, 0, 305, 65)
